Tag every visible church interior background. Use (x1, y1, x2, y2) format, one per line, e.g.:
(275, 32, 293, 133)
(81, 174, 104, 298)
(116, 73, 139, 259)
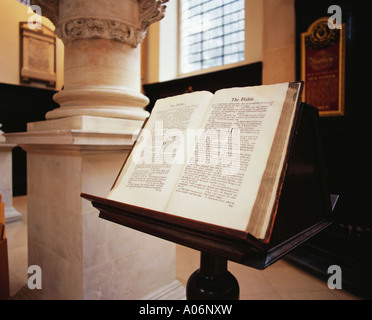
(0, 0, 370, 300)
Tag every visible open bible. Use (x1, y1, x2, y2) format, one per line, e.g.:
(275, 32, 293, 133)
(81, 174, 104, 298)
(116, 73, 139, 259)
(106, 82, 305, 241)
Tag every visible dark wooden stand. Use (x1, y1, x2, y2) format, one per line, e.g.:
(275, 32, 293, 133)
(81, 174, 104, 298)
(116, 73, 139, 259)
(186, 194, 338, 300)
(187, 252, 239, 300)
(81, 103, 334, 300)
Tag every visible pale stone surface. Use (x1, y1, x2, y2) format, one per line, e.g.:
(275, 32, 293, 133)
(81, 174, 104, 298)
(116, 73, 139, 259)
(49, 39, 150, 120)
(0, 125, 22, 223)
(29, 0, 168, 121)
(27, 115, 144, 135)
(0, 145, 14, 211)
(32, 0, 168, 48)
(263, 45, 295, 85)
(263, 0, 295, 50)
(6, 121, 181, 300)
(262, 0, 295, 84)
(5, 0, 183, 300)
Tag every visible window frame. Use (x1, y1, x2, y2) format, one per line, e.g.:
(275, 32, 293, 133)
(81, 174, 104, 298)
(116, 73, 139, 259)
(156, 0, 263, 82)
(178, 0, 246, 75)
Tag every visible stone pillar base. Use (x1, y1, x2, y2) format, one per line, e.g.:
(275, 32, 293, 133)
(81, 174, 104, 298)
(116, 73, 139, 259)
(5, 206, 22, 223)
(0, 141, 22, 223)
(6, 116, 180, 300)
(140, 280, 186, 300)
(11, 279, 186, 300)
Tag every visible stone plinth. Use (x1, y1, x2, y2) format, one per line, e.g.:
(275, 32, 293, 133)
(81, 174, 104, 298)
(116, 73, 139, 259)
(6, 118, 184, 300)
(0, 126, 22, 223)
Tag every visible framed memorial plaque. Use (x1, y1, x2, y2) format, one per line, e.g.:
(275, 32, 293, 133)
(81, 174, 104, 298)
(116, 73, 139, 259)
(19, 22, 57, 88)
(301, 17, 345, 116)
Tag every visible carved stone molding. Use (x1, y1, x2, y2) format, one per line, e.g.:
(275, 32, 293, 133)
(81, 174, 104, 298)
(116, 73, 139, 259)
(59, 18, 139, 47)
(139, 0, 168, 35)
(30, 0, 168, 47)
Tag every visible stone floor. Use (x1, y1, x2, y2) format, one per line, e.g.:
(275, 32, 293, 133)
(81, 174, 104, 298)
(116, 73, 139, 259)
(6, 196, 360, 300)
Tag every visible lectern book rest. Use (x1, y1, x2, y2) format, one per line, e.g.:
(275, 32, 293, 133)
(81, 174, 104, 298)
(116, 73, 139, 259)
(82, 82, 332, 269)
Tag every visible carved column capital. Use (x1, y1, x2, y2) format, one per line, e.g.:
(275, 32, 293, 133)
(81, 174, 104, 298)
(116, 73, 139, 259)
(30, 0, 168, 47)
(27, 0, 168, 120)
(138, 0, 168, 42)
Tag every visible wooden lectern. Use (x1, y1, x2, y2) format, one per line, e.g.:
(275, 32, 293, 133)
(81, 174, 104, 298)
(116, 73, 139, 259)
(81, 103, 334, 300)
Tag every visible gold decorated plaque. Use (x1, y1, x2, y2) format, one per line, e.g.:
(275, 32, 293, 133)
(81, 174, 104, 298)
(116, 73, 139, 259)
(301, 17, 345, 116)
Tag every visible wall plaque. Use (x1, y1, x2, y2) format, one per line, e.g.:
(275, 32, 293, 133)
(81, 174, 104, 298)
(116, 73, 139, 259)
(20, 22, 56, 88)
(301, 17, 345, 116)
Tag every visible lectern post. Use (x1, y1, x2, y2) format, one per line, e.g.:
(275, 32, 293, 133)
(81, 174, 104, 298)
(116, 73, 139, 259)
(186, 252, 240, 300)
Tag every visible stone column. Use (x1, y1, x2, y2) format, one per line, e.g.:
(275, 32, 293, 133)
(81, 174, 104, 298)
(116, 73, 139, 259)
(33, 0, 168, 121)
(7, 0, 184, 300)
(0, 125, 22, 223)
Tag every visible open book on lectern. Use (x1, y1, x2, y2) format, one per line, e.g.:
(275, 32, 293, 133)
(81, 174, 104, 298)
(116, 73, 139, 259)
(106, 82, 309, 242)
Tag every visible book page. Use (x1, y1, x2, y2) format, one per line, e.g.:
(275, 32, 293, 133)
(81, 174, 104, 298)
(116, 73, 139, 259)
(165, 83, 292, 235)
(107, 91, 214, 211)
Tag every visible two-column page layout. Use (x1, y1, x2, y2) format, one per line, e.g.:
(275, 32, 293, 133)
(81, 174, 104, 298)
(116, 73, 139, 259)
(107, 82, 303, 240)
